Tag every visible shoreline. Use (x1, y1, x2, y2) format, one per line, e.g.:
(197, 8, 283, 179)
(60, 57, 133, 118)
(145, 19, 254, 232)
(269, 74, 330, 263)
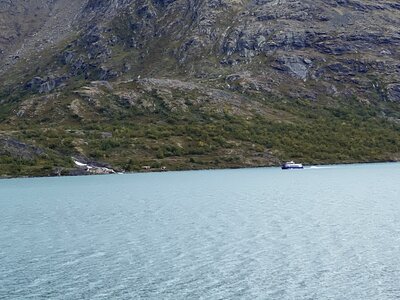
(1, 159, 399, 180)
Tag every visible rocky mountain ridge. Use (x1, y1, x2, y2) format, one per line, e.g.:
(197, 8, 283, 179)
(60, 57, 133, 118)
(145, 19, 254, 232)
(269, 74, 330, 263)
(2, 0, 399, 100)
(0, 0, 400, 176)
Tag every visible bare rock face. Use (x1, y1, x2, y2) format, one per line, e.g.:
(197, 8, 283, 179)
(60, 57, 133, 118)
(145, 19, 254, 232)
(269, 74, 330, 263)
(0, 0, 399, 102)
(0, 0, 87, 72)
(0, 136, 45, 160)
(388, 84, 400, 102)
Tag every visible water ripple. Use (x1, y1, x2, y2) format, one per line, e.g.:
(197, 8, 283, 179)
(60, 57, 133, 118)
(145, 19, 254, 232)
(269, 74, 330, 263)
(1, 164, 400, 299)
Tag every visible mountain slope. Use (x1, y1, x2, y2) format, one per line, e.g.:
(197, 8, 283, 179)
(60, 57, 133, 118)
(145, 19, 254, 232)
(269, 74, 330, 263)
(0, 0, 400, 177)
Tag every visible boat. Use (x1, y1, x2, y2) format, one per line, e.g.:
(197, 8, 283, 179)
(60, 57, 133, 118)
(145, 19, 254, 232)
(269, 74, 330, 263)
(281, 161, 304, 170)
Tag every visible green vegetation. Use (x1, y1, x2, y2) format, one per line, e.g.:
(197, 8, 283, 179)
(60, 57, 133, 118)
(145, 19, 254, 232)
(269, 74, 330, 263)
(1, 93, 400, 177)
(1, 0, 399, 178)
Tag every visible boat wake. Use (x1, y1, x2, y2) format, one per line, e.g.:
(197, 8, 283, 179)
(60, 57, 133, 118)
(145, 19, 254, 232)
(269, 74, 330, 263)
(307, 166, 336, 169)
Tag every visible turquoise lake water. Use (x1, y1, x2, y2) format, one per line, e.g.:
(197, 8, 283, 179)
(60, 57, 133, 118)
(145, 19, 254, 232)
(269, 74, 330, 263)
(1, 163, 400, 299)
